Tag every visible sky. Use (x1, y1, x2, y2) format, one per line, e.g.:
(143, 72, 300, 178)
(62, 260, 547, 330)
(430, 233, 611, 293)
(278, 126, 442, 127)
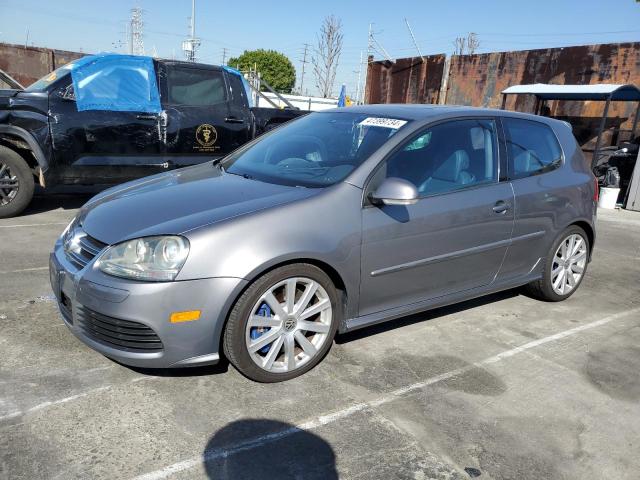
(1, 0, 639, 98)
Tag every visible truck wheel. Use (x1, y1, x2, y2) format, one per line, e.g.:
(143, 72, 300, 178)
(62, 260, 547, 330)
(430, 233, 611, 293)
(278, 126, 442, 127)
(223, 264, 339, 382)
(0, 145, 35, 218)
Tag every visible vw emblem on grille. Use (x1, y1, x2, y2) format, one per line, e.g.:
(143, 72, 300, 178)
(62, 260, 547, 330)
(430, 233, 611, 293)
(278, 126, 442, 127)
(65, 229, 86, 255)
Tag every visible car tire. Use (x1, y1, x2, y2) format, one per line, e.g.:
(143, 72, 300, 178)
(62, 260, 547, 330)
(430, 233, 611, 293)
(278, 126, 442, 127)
(0, 145, 35, 219)
(524, 225, 590, 302)
(223, 263, 340, 382)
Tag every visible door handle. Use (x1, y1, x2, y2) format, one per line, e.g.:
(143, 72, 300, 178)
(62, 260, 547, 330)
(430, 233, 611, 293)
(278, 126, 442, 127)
(136, 114, 158, 120)
(225, 117, 245, 124)
(493, 201, 510, 214)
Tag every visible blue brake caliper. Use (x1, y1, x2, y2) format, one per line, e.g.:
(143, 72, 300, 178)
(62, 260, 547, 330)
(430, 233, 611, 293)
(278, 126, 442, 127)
(251, 302, 272, 354)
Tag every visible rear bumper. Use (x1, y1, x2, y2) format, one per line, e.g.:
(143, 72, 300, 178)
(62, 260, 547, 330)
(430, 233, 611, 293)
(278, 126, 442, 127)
(50, 242, 247, 369)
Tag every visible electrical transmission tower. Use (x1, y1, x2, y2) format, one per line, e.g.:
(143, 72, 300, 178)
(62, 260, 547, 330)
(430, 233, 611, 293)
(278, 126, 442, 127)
(299, 43, 310, 95)
(182, 0, 201, 62)
(130, 7, 145, 56)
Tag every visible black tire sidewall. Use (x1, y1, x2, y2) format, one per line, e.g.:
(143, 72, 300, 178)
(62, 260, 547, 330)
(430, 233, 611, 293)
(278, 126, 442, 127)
(540, 226, 590, 301)
(224, 264, 340, 383)
(0, 146, 35, 218)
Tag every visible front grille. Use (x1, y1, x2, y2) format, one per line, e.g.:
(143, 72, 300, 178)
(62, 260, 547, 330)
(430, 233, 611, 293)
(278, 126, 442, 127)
(65, 228, 107, 270)
(76, 306, 163, 352)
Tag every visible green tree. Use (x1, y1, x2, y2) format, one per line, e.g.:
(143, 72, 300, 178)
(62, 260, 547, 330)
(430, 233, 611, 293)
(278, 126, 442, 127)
(228, 49, 296, 93)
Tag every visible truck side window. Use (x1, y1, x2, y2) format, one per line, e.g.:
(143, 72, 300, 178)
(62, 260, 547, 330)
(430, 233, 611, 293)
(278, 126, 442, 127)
(166, 67, 226, 106)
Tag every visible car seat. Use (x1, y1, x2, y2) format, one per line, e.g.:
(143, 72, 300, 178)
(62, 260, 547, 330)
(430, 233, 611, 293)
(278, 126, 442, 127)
(419, 150, 475, 194)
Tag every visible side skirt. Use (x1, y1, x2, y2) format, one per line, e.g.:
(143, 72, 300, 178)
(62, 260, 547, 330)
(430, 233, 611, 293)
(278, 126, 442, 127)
(340, 270, 542, 334)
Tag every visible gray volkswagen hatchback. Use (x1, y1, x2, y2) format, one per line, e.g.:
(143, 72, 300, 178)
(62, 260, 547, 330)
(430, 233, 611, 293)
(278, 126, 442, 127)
(50, 105, 597, 382)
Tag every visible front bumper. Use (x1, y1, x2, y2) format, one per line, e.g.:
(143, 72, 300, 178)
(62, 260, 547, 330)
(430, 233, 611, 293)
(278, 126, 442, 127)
(50, 240, 247, 368)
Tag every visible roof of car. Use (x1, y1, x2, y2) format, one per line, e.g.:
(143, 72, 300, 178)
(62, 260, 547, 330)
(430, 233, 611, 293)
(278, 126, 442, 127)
(327, 104, 542, 122)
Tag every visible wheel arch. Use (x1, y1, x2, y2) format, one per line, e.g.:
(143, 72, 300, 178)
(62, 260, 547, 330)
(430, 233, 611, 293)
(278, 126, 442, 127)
(217, 257, 351, 355)
(0, 125, 49, 175)
(569, 220, 595, 261)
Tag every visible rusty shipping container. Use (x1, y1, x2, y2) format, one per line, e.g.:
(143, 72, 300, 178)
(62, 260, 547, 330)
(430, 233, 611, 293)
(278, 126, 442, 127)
(366, 42, 640, 149)
(0, 42, 84, 88)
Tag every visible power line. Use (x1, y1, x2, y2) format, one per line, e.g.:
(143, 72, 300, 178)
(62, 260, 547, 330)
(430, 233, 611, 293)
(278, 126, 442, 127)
(221, 47, 228, 65)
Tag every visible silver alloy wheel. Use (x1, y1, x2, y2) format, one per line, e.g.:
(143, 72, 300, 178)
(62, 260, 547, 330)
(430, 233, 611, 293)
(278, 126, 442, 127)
(0, 162, 19, 206)
(551, 233, 587, 296)
(245, 277, 333, 373)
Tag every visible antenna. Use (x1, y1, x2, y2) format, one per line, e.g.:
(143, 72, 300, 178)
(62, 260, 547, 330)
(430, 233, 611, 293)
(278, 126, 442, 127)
(404, 18, 424, 62)
(182, 0, 201, 62)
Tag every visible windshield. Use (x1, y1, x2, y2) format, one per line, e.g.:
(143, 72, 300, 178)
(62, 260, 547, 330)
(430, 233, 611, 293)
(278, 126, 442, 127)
(25, 62, 76, 91)
(223, 112, 410, 187)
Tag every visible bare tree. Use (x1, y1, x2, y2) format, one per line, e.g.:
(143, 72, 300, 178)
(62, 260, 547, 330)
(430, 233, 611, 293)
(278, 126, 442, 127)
(466, 32, 480, 54)
(452, 36, 466, 55)
(313, 15, 343, 98)
(452, 32, 480, 55)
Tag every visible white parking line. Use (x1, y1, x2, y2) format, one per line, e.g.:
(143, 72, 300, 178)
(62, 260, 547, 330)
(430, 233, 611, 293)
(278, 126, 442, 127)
(0, 375, 153, 423)
(0, 266, 49, 274)
(0, 222, 67, 228)
(132, 307, 640, 480)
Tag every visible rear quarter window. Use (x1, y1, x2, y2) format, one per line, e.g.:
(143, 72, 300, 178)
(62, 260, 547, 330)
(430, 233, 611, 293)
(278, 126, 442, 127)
(503, 118, 563, 179)
(166, 67, 227, 106)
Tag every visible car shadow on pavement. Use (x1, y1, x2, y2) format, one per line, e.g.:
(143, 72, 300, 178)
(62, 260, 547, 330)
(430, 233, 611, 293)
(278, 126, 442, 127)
(202, 419, 338, 479)
(336, 288, 520, 344)
(24, 192, 95, 215)
(124, 290, 521, 378)
(125, 357, 231, 378)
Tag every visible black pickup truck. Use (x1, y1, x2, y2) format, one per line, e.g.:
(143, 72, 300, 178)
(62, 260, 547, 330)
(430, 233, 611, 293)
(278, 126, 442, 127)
(0, 54, 305, 217)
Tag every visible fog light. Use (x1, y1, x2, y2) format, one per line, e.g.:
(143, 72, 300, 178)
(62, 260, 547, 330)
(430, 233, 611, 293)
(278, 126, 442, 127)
(170, 310, 201, 323)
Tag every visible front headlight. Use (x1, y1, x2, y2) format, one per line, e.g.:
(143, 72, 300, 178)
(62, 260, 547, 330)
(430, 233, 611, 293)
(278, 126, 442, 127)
(96, 236, 190, 281)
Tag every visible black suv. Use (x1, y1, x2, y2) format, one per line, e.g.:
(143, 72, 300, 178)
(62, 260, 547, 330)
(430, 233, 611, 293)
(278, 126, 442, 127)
(0, 55, 304, 217)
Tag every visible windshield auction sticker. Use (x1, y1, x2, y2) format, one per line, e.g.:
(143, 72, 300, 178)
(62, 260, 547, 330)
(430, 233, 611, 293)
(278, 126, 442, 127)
(359, 117, 408, 129)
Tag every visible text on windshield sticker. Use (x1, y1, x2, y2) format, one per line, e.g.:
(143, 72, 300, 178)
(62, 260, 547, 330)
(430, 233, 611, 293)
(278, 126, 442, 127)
(359, 117, 408, 129)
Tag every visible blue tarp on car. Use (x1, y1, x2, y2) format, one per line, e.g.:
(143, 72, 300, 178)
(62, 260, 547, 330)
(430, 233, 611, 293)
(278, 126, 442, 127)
(70, 54, 161, 113)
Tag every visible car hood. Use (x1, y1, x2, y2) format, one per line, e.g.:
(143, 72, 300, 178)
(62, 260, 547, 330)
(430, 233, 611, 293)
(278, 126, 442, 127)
(79, 164, 318, 245)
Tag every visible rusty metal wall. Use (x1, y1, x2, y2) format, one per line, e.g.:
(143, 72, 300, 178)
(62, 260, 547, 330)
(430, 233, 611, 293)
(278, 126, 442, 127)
(366, 42, 640, 150)
(366, 54, 446, 104)
(0, 42, 84, 88)
(447, 42, 640, 149)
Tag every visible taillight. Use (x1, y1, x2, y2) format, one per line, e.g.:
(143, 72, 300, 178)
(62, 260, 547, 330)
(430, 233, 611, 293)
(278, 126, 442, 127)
(593, 177, 599, 203)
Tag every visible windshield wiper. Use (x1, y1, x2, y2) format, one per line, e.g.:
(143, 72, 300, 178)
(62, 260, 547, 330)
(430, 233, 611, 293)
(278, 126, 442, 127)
(225, 169, 254, 180)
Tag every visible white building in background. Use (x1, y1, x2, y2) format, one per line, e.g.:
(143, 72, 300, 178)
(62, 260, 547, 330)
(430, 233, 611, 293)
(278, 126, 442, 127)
(256, 92, 339, 111)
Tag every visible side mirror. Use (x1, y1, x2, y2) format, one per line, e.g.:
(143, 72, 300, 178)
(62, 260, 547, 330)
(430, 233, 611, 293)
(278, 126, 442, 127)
(370, 177, 419, 206)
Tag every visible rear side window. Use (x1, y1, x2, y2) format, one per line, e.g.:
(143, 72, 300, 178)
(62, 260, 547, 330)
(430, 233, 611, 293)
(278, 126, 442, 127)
(166, 67, 226, 106)
(503, 118, 562, 178)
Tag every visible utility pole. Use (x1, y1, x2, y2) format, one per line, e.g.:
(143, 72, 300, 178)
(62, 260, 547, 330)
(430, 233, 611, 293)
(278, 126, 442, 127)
(130, 7, 144, 56)
(182, 0, 200, 62)
(355, 50, 363, 105)
(299, 43, 310, 95)
(361, 23, 373, 105)
(221, 47, 228, 65)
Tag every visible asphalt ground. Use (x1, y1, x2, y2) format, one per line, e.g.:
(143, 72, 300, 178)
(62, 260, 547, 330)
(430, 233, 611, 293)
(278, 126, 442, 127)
(1, 193, 639, 479)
